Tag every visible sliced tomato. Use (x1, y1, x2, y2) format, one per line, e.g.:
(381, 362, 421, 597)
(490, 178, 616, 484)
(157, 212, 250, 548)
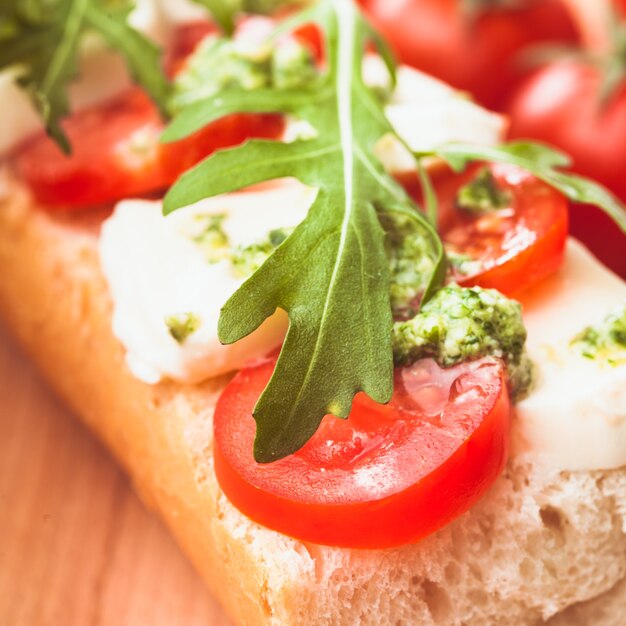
(430, 163, 569, 296)
(214, 355, 510, 548)
(14, 89, 283, 209)
(14, 18, 287, 210)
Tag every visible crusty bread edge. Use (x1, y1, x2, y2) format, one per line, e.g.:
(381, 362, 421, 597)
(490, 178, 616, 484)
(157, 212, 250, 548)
(0, 171, 284, 625)
(1, 170, 625, 626)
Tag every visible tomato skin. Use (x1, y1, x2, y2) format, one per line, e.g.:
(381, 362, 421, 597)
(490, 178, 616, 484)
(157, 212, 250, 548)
(443, 164, 568, 295)
(13, 87, 284, 210)
(14, 17, 290, 210)
(403, 163, 568, 296)
(359, 0, 578, 110)
(507, 61, 626, 277)
(214, 355, 510, 548)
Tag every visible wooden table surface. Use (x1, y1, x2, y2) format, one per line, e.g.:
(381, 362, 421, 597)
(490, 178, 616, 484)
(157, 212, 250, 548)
(0, 322, 234, 626)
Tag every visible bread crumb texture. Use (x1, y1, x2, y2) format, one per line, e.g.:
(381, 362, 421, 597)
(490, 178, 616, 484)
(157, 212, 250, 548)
(1, 171, 625, 626)
(200, 449, 626, 626)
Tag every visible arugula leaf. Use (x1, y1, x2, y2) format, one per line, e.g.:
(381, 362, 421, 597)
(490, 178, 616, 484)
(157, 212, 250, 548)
(0, 0, 169, 153)
(191, 0, 311, 35)
(191, 0, 240, 35)
(164, 0, 444, 462)
(418, 141, 626, 234)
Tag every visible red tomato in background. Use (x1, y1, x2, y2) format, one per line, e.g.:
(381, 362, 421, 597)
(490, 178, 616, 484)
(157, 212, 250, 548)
(358, 0, 579, 110)
(14, 89, 283, 209)
(164, 21, 217, 76)
(214, 354, 510, 548)
(507, 61, 626, 277)
(437, 163, 569, 295)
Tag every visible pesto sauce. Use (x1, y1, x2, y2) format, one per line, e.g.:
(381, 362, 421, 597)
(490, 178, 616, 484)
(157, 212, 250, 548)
(570, 303, 626, 365)
(393, 284, 532, 398)
(190, 213, 291, 277)
(232, 228, 292, 277)
(166, 312, 201, 343)
(380, 211, 438, 319)
(456, 167, 512, 214)
(446, 250, 485, 278)
(170, 31, 317, 113)
(193, 213, 230, 263)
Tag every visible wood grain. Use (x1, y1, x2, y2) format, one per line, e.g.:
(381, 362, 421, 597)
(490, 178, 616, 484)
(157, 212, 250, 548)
(0, 322, 234, 626)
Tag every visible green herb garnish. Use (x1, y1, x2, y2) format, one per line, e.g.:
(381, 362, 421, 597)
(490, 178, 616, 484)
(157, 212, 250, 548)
(163, 0, 445, 462)
(192, 213, 231, 263)
(456, 167, 512, 213)
(0, 0, 170, 153)
(571, 304, 626, 365)
(232, 227, 293, 277)
(166, 312, 202, 344)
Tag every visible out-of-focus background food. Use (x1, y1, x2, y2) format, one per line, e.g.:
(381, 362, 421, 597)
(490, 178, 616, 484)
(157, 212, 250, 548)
(359, 0, 626, 277)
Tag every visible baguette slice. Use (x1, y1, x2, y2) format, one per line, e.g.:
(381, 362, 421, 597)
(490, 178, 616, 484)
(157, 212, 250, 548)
(1, 168, 626, 626)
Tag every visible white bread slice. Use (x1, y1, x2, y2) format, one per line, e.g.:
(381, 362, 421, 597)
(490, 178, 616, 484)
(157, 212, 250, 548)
(1, 167, 626, 626)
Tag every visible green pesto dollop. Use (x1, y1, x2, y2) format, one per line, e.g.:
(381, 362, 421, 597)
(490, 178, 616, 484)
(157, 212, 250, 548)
(232, 227, 292, 276)
(166, 312, 201, 343)
(189, 213, 291, 277)
(446, 250, 485, 278)
(379, 211, 439, 320)
(193, 213, 230, 263)
(570, 303, 626, 365)
(393, 284, 532, 398)
(170, 32, 317, 113)
(456, 167, 512, 214)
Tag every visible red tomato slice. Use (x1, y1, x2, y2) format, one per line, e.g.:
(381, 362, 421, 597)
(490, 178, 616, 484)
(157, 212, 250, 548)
(14, 18, 289, 210)
(214, 355, 510, 548)
(432, 163, 568, 296)
(14, 89, 284, 210)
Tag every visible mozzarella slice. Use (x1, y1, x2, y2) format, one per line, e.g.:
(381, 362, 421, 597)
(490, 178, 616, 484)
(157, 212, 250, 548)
(0, 0, 167, 156)
(362, 56, 506, 173)
(514, 239, 626, 470)
(99, 180, 316, 384)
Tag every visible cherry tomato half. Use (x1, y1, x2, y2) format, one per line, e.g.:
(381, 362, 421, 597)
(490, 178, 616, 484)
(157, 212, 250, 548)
(14, 89, 283, 209)
(214, 355, 510, 548)
(14, 18, 287, 210)
(359, 0, 578, 110)
(428, 163, 569, 296)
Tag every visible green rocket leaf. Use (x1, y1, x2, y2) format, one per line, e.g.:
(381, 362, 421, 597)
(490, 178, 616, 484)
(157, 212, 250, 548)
(0, 0, 169, 153)
(164, 0, 444, 462)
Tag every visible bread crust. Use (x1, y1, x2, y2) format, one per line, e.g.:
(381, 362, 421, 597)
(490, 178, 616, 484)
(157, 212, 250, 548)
(0, 170, 272, 626)
(2, 168, 626, 626)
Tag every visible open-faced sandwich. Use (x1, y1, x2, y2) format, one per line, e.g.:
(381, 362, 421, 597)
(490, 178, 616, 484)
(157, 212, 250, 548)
(1, 0, 626, 624)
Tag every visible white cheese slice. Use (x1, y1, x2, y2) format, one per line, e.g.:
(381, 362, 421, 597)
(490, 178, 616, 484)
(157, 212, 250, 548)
(514, 238, 626, 470)
(0, 0, 167, 156)
(362, 56, 506, 173)
(154, 0, 209, 25)
(99, 179, 316, 384)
